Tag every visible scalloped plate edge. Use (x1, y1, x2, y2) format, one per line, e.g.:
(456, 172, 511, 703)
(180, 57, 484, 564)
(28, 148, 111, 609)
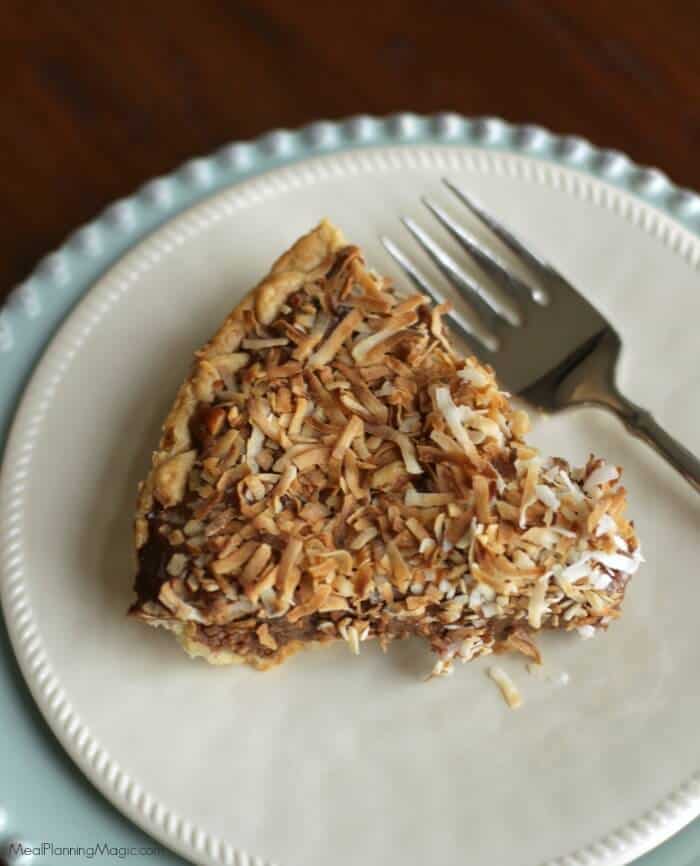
(2, 114, 700, 866)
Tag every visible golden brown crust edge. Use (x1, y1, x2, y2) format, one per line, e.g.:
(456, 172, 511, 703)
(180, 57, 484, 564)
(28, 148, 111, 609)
(149, 618, 314, 669)
(133, 219, 346, 552)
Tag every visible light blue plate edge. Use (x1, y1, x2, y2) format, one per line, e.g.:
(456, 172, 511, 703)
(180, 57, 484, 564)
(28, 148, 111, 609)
(1, 113, 699, 866)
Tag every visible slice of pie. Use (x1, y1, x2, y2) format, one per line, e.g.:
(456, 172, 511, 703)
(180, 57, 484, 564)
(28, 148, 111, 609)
(129, 220, 641, 675)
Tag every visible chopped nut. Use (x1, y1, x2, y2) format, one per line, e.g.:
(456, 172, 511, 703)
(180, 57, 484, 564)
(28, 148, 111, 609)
(184, 519, 204, 536)
(166, 553, 188, 577)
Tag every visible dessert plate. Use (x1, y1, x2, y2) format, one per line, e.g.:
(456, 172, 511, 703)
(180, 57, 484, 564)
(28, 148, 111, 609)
(2, 117, 700, 866)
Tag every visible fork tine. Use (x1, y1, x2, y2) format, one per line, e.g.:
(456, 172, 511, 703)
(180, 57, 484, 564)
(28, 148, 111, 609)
(400, 217, 511, 337)
(422, 195, 539, 317)
(443, 178, 557, 292)
(380, 236, 494, 357)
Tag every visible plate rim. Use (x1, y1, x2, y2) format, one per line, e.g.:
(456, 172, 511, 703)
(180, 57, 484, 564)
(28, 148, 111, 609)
(2, 114, 700, 866)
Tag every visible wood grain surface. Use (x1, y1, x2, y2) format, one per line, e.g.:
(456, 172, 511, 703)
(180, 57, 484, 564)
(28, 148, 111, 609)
(2, 0, 699, 301)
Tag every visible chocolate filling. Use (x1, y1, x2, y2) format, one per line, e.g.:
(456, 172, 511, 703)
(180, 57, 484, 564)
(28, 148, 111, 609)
(192, 607, 484, 660)
(132, 515, 171, 604)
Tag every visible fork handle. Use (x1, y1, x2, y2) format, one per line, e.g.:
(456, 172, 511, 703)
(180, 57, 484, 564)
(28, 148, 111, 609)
(605, 391, 700, 494)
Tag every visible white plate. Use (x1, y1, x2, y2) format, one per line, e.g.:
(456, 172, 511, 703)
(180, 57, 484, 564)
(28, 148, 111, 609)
(2, 145, 700, 866)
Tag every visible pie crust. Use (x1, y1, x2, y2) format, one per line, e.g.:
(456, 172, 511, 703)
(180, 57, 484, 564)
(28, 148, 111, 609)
(129, 220, 641, 676)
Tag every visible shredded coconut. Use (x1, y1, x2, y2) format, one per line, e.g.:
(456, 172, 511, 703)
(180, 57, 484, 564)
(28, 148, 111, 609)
(583, 462, 619, 494)
(535, 483, 560, 511)
(595, 513, 617, 537)
(488, 666, 523, 709)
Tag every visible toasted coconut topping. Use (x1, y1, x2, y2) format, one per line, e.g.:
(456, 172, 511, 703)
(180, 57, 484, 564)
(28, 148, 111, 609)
(276, 538, 303, 598)
(528, 575, 550, 629)
(367, 424, 423, 475)
(595, 513, 617, 536)
(386, 540, 411, 589)
(331, 414, 364, 464)
(291, 310, 330, 362)
(211, 540, 258, 576)
(287, 584, 333, 623)
(242, 337, 290, 350)
(351, 309, 419, 363)
(583, 462, 619, 494)
(131, 220, 641, 676)
(292, 446, 331, 471)
(405, 489, 455, 508)
(272, 464, 298, 499)
(473, 475, 492, 525)
(434, 386, 483, 468)
(501, 626, 542, 664)
(159, 581, 206, 623)
(519, 457, 542, 528)
(458, 364, 490, 388)
(308, 308, 363, 368)
(257, 623, 278, 651)
(488, 666, 523, 709)
(536, 484, 560, 511)
(241, 543, 272, 585)
(245, 424, 265, 471)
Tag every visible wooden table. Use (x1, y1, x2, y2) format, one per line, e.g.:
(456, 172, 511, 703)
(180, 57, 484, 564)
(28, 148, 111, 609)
(3, 0, 699, 301)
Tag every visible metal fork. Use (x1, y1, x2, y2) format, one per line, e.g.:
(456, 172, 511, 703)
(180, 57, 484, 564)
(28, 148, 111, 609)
(382, 178, 700, 494)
